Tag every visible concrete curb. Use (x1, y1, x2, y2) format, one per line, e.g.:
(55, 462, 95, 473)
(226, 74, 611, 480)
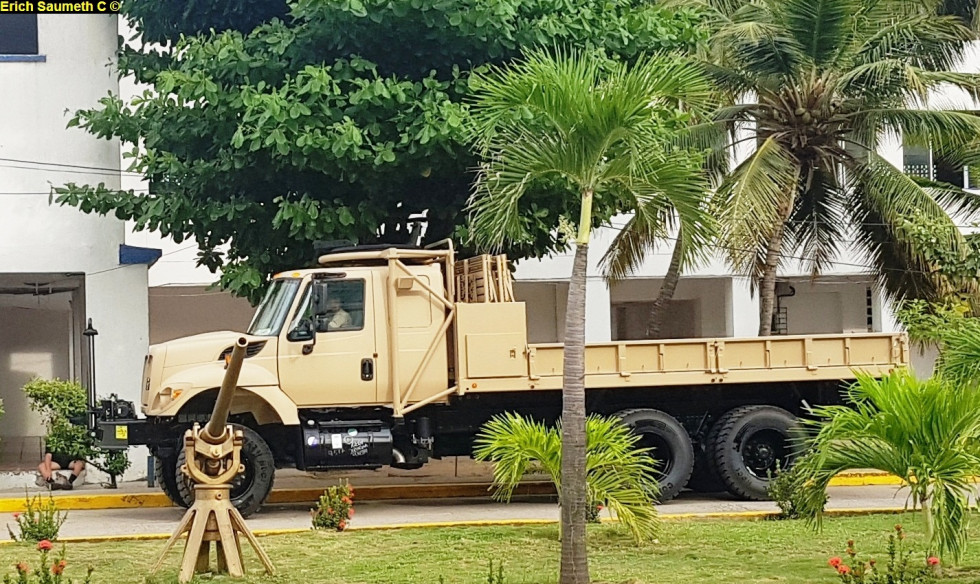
(0, 507, 914, 546)
(0, 472, 904, 513)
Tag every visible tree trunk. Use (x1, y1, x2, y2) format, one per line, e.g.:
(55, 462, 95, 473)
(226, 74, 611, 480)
(646, 236, 684, 338)
(560, 241, 590, 584)
(758, 204, 793, 336)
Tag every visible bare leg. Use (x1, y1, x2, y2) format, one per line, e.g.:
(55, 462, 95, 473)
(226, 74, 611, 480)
(37, 454, 61, 482)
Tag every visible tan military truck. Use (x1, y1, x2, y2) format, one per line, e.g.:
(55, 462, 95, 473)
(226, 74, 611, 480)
(105, 242, 908, 516)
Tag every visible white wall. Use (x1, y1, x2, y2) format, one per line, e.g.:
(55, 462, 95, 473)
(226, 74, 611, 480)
(0, 15, 151, 478)
(609, 277, 731, 338)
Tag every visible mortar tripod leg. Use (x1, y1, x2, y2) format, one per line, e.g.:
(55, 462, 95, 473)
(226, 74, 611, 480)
(151, 507, 195, 573)
(231, 506, 276, 575)
(216, 507, 245, 577)
(179, 505, 211, 583)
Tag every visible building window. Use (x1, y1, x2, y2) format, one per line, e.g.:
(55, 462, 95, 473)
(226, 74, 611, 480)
(0, 15, 38, 55)
(903, 142, 973, 188)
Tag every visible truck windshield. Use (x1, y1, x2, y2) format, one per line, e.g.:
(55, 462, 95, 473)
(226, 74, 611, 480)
(247, 279, 301, 336)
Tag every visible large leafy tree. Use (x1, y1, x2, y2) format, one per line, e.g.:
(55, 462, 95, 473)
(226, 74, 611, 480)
(465, 48, 712, 584)
(57, 0, 705, 302)
(670, 0, 980, 335)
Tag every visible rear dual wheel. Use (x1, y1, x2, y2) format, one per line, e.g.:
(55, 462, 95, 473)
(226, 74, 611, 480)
(705, 405, 798, 500)
(615, 409, 694, 502)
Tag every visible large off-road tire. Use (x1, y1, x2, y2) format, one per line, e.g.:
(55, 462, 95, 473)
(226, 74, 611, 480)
(615, 408, 694, 502)
(154, 451, 191, 508)
(175, 424, 276, 518)
(706, 405, 797, 501)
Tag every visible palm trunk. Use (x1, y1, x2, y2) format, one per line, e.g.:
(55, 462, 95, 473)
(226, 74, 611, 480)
(646, 236, 684, 338)
(758, 204, 793, 336)
(560, 241, 590, 584)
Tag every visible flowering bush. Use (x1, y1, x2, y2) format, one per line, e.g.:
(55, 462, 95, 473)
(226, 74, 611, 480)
(6, 494, 67, 543)
(1, 540, 94, 584)
(311, 482, 354, 531)
(828, 525, 939, 583)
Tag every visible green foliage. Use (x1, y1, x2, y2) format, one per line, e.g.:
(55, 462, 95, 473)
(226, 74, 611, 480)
(473, 413, 660, 544)
(674, 0, 980, 306)
(311, 482, 355, 531)
(793, 370, 980, 563)
(22, 379, 93, 462)
(2, 541, 93, 584)
(59, 0, 707, 302)
(6, 493, 67, 543)
(933, 319, 980, 387)
(895, 299, 973, 345)
(767, 456, 827, 519)
(21, 379, 130, 485)
(465, 47, 713, 250)
(827, 526, 939, 583)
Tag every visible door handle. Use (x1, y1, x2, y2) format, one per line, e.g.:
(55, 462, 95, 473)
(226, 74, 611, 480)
(361, 358, 374, 381)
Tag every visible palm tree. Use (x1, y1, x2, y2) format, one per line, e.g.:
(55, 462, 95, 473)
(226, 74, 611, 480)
(465, 48, 713, 584)
(794, 369, 980, 563)
(474, 413, 661, 543)
(670, 0, 980, 335)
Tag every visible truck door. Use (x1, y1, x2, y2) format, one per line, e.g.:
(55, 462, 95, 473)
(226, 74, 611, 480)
(278, 277, 378, 406)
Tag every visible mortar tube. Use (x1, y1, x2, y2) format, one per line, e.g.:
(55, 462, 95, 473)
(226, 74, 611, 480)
(203, 337, 248, 444)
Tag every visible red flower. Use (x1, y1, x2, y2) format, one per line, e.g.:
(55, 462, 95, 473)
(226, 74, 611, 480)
(928, 556, 940, 566)
(348, 508, 355, 518)
(37, 540, 53, 551)
(828, 557, 842, 568)
(838, 565, 851, 575)
(12, 513, 19, 519)
(52, 563, 64, 575)
(15, 562, 29, 574)
(341, 496, 352, 505)
(58, 560, 67, 569)
(338, 520, 347, 531)
(597, 504, 604, 511)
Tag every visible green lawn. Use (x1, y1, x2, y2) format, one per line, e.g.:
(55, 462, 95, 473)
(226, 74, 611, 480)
(4, 513, 980, 583)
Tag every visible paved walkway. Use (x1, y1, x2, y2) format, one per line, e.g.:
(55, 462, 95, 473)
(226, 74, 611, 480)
(0, 485, 913, 542)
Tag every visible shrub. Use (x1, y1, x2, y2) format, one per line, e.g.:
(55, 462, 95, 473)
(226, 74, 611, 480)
(6, 493, 67, 543)
(311, 482, 354, 531)
(473, 413, 660, 543)
(827, 525, 939, 583)
(2, 540, 94, 584)
(767, 457, 827, 519)
(22, 378, 131, 487)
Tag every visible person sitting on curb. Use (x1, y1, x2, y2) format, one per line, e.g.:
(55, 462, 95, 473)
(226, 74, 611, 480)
(36, 452, 85, 491)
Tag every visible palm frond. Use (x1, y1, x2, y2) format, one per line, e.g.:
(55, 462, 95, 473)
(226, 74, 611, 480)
(717, 137, 800, 278)
(473, 413, 660, 543)
(776, 0, 857, 66)
(936, 319, 980, 386)
(794, 370, 980, 562)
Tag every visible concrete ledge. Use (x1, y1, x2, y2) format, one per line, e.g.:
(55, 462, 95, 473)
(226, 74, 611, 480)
(0, 471, 906, 513)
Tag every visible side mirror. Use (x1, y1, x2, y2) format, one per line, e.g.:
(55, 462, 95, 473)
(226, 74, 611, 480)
(287, 318, 316, 343)
(311, 282, 330, 317)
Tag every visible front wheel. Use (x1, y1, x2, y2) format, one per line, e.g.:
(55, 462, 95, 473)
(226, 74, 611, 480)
(173, 424, 276, 518)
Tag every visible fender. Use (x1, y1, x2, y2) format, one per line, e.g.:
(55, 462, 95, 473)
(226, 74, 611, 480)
(146, 360, 299, 425)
